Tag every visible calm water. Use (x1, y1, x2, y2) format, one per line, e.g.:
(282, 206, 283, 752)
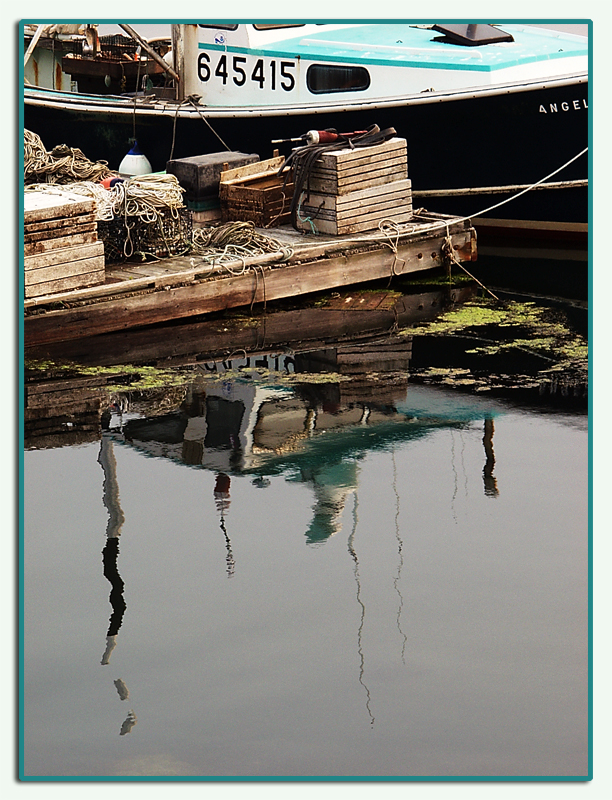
(23, 358, 588, 778)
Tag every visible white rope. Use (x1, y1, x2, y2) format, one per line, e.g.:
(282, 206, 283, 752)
(304, 146, 590, 248)
(24, 181, 116, 220)
(119, 174, 185, 222)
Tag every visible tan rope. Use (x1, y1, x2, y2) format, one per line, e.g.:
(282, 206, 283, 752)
(24, 129, 115, 185)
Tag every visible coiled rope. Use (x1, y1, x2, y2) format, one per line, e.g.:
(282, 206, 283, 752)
(190, 221, 293, 274)
(24, 173, 186, 224)
(24, 129, 114, 185)
(114, 174, 186, 257)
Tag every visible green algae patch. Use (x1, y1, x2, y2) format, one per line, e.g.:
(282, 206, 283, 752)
(397, 272, 474, 288)
(404, 299, 545, 336)
(192, 366, 351, 386)
(24, 359, 193, 394)
(406, 299, 587, 365)
(403, 297, 588, 398)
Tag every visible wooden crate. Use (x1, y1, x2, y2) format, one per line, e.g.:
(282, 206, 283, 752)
(296, 179, 413, 236)
(219, 155, 293, 227)
(24, 191, 105, 298)
(307, 137, 407, 196)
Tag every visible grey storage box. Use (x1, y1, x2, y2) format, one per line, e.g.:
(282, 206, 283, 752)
(166, 152, 259, 200)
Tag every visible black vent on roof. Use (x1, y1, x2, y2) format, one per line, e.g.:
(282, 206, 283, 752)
(432, 24, 514, 46)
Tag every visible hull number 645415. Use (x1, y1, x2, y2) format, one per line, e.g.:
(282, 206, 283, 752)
(198, 53, 296, 91)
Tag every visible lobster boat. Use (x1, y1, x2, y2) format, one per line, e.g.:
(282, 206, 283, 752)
(23, 21, 589, 237)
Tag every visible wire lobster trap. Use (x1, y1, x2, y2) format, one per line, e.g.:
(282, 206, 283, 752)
(98, 208, 193, 263)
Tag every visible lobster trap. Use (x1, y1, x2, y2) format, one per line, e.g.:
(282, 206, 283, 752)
(98, 208, 193, 264)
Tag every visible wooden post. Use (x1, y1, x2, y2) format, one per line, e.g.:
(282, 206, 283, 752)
(119, 23, 180, 83)
(24, 24, 47, 68)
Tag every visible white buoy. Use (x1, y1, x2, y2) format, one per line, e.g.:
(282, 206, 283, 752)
(118, 140, 152, 176)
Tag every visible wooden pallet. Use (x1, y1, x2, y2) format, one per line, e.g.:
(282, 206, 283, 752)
(220, 155, 293, 227)
(307, 138, 407, 196)
(24, 191, 105, 298)
(296, 179, 413, 235)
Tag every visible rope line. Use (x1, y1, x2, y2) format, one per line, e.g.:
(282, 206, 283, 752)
(24, 129, 114, 185)
(169, 94, 231, 162)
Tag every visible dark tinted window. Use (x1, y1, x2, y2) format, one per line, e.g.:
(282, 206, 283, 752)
(307, 65, 370, 94)
(252, 24, 305, 30)
(198, 24, 238, 31)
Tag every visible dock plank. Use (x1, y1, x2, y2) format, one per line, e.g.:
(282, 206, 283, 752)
(24, 230, 98, 255)
(24, 221, 475, 345)
(25, 269, 105, 299)
(24, 255, 105, 287)
(24, 191, 95, 223)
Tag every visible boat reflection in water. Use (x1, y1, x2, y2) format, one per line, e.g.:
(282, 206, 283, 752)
(103, 341, 502, 553)
(23, 315, 588, 775)
(92, 349, 503, 736)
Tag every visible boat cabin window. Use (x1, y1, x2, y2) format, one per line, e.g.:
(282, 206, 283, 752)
(307, 64, 370, 94)
(252, 24, 305, 30)
(198, 24, 239, 31)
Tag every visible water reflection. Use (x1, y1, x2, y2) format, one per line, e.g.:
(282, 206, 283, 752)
(214, 472, 236, 577)
(98, 434, 127, 663)
(482, 417, 499, 497)
(347, 492, 374, 727)
(22, 257, 589, 777)
(108, 373, 502, 554)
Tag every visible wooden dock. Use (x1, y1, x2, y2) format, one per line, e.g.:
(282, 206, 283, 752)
(23, 210, 476, 347)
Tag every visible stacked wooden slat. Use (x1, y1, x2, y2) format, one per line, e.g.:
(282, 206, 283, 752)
(24, 191, 105, 299)
(220, 155, 294, 227)
(296, 137, 412, 235)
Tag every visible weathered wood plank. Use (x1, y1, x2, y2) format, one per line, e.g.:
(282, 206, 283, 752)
(313, 138, 407, 169)
(298, 206, 413, 235)
(25, 269, 105, 299)
(310, 152, 407, 175)
(302, 179, 412, 213)
(308, 164, 408, 195)
(24, 230, 98, 255)
(25, 213, 97, 235)
(24, 191, 95, 222)
(219, 155, 285, 185)
(301, 199, 413, 224)
(25, 255, 105, 286)
(220, 181, 294, 204)
(24, 241, 105, 270)
(24, 227, 473, 345)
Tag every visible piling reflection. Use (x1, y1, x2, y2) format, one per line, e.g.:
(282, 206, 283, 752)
(98, 418, 140, 736)
(97, 433, 127, 663)
(482, 417, 499, 497)
(347, 492, 375, 728)
(214, 473, 236, 577)
(391, 449, 409, 664)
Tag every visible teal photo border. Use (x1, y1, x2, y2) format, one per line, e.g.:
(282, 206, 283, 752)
(17, 17, 594, 784)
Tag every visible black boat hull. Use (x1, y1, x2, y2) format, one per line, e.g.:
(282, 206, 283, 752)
(24, 77, 588, 228)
